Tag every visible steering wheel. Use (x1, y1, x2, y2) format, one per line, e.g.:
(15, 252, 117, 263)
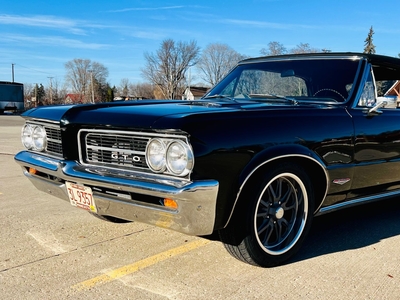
(313, 88, 346, 102)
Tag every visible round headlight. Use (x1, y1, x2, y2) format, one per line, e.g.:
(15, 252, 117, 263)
(166, 141, 193, 176)
(146, 138, 167, 172)
(21, 124, 34, 149)
(32, 126, 47, 151)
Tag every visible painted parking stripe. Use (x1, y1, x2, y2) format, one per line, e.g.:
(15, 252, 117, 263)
(72, 239, 210, 291)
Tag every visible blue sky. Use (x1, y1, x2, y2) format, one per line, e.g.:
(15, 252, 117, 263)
(1, 0, 400, 88)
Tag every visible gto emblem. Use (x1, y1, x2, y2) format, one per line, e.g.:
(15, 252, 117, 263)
(111, 152, 141, 162)
(332, 178, 350, 185)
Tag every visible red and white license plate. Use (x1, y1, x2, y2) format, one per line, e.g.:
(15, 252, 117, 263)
(66, 182, 96, 212)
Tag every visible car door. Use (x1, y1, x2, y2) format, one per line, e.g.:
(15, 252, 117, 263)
(350, 66, 400, 198)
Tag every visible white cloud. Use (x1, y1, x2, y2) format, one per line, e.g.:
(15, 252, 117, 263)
(0, 34, 109, 50)
(107, 6, 185, 13)
(220, 18, 316, 30)
(0, 14, 92, 35)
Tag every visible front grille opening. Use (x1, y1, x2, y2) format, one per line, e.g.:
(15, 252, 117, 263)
(79, 129, 192, 181)
(83, 132, 150, 170)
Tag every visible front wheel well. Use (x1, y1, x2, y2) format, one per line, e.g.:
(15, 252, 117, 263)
(237, 157, 327, 216)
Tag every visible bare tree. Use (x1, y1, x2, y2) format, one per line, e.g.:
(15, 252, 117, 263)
(44, 77, 63, 104)
(129, 82, 155, 99)
(23, 83, 34, 108)
(65, 58, 109, 103)
(118, 78, 130, 97)
(260, 41, 287, 56)
(197, 43, 245, 87)
(260, 42, 320, 56)
(142, 39, 200, 99)
(290, 43, 320, 54)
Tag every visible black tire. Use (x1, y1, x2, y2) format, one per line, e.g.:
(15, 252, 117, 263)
(219, 162, 314, 267)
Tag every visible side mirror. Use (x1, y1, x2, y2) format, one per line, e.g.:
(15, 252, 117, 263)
(367, 100, 387, 115)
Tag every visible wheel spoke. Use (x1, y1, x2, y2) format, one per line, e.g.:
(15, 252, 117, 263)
(257, 219, 269, 235)
(257, 198, 270, 218)
(259, 198, 270, 209)
(267, 178, 283, 203)
(277, 218, 289, 242)
(261, 222, 274, 245)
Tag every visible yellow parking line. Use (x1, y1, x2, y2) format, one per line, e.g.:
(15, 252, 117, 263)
(72, 239, 210, 291)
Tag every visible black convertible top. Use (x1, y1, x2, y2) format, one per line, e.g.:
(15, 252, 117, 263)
(240, 52, 400, 80)
(241, 52, 400, 67)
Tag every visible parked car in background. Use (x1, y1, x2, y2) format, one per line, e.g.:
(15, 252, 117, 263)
(14, 52, 400, 267)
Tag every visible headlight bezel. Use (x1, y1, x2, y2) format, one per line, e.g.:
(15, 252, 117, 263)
(146, 137, 194, 177)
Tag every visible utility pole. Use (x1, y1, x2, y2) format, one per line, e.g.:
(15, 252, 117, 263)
(89, 70, 95, 103)
(11, 63, 15, 83)
(48, 77, 53, 104)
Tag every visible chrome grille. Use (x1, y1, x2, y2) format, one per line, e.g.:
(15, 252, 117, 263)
(45, 126, 63, 156)
(83, 132, 151, 170)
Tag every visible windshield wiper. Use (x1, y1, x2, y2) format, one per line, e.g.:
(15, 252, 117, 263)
(202, 94, 234, 101)
(249, 93, 298, 105)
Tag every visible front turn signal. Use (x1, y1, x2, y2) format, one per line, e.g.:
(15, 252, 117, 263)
(163, 198, 178, 209)
(29, 167, 38, 175)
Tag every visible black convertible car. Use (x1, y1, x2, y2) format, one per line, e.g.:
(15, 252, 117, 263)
(14, 52, 400, 267)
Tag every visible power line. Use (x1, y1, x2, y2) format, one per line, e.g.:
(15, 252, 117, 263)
(13, 63, 57, 76)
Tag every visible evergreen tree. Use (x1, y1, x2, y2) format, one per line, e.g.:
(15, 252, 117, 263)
(105, 85, 114, 102)
(31, 83, 46, 105)
(364, 26, 376, 54)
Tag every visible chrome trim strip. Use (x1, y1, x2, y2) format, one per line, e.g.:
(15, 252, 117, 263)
(317, 190, 400, 215)
(351, 59, 372, 110)
(240, 55, 363, 65)
(28, 118, 61, 125)
(15, 150, 218, 236)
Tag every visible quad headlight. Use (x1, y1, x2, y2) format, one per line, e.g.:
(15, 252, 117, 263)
(21, 124, 34, 149)
(21, 124, 47, 151)
(146, 138, 167, 172)
(146, 138, 194, 177)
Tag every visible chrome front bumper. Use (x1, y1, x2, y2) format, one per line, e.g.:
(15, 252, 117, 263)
(14, 151, 219, 236)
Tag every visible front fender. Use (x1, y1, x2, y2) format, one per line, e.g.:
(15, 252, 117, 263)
(220, 144, 329, 228)
(238, 144, 327, 186)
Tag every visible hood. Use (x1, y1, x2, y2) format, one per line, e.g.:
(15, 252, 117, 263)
(22, 104, 75, 121)
(64, 100, 242, 129)
(21, 99, 324, 129)
(23, 100, 239, 128)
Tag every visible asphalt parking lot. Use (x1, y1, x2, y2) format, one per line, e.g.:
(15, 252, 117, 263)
(1, 115, 400, 299)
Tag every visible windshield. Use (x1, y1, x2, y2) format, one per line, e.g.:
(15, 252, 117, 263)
(204, 58, 361, 103)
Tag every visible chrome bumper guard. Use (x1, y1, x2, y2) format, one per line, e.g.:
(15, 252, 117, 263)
(15, 151, 219, 236)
